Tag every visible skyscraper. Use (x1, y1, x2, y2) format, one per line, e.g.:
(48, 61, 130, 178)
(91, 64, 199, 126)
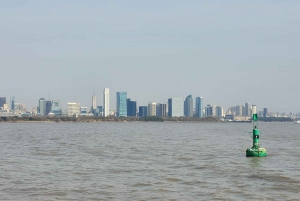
(184, 95, 193, 117)
(139, 106, 148, 117)
(103, 88, 109, 117)
(195, 97, 203, 118)
(0, 97, 6, 108)
(39, 98, 46, 116)
(51, 100, 62, 116)
(10, 96, 15, 111)
(148, 102, 156, 116)
(245, 102, 250, 116)
(263, 108, 268, 117)
(92, 92, 96, 110)
(116, 92, 127, 117)
(168, 97, 183, 117)
(46, 100, 52, 115)
(127, 99, 137, 116)
(205, 104, 213, 117)
(215, 106, 224, 119)
(156, 103, 167, 117)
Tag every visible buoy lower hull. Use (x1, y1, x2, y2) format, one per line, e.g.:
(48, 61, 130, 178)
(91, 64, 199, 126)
(246, 148, 267, 157)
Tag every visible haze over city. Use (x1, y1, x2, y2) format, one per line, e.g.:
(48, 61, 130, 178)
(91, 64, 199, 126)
(1, 1, 299, 113)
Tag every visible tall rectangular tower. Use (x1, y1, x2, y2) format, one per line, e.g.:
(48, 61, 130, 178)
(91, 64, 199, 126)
(103, 88, 109, 117)
(92, 92, 96, 110)
(195, 97, 203, 118)
(116, 92, 127, 117)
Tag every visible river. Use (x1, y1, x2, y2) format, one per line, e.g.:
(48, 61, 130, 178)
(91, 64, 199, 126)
(0, 122, 299, 200)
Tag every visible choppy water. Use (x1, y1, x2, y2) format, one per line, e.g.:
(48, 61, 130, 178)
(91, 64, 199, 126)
(0, 122, 299, 200)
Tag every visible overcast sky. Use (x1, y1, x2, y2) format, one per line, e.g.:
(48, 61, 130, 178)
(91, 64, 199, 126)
(0, 0, 299, 113)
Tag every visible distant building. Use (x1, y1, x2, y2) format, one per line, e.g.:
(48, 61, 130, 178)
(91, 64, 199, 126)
(51, 100, 62, 116)
(235, 105, 244, 116)
(94, 106, 103, 116)
(205, 104, 213, 117)
(39, 98, 46, 116)
(103, 88, 109, 117)
(116, 92, 127, 117)
(139, 106, 148, 117)
(80, 107, 88, 114)
(195, 97, 203, 118)
(67, 103, 80, 116)
(184, 95, 193, 117)
(148, 102, 156, 116)
(0, 97, 6, 108)
(215, 106, 223, 118)
(92, 92, 96, 110)
(168, 97, 183, 117)
(46, 100, 52, 115)
(156, 103, 167, 117)
(10, 96, 15, 111)
(245, 102, 250, 116)
(127, 99, 137, 116)
(263, 108, 268, 117)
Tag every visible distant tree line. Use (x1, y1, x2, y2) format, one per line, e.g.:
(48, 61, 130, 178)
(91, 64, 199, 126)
(0, 116, 221, 123)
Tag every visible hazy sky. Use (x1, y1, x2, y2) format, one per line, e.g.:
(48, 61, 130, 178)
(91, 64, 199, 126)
(1, 0, 299, 113)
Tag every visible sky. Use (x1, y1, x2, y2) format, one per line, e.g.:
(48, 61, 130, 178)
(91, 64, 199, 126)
(0, 0, 299, 113)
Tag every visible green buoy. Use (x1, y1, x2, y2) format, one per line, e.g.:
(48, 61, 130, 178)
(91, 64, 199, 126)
(246, 105, 267, 157)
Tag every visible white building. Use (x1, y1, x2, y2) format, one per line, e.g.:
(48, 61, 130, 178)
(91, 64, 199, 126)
(92, 92, 96, 110)
(148, 102, 156, 116)
(103, 88, 109, 117)
(67, 103, 80, 116)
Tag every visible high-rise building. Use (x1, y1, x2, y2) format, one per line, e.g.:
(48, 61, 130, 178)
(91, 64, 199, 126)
(10, 96, 15, 111)
(0, 97, 6, 108)
(245, 102, 250, 116)
(139, 106, 148, 117)
(215, 106, 224, 119)
(103, 88, 109, 117)
(46, 100, 52, 115)
(116, 92, 127, 117)
(156, 103, 167, 117)
(67, 103, 80, 116)
(235, 105, 244, 116)
(195, 97, 203, 118)
(51, 100, 62, 116)
(205, 104, 213, 117)
(92, 92, 96, 110)
(127, 99, 137, 116)
(263, 108, 268, 117)
(168, 97, 184, 117)
(184, 95, 193, 117)
(39, 98, 46, 116)
(148, 102, 156, 116)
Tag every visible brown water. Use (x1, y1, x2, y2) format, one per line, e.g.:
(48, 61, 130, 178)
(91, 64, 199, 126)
(0, 122, 299, 200)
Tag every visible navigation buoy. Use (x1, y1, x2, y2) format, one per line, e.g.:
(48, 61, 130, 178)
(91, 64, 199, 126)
(246, 105, 267, 157)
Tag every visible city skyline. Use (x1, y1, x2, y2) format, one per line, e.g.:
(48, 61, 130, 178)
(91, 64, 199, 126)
(0, 1, 299, 113)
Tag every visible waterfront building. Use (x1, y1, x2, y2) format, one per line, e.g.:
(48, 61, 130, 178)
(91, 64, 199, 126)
(92, 92, 96, 110)
(195, 97, 203, 118)
(10, 96, 15, 111)
(148, 102, 156, 116)
(139, 106, 148, 117)
(263, 108, 268, 117)
(67, 103, 80, 116)
(46, 100, 52, 115)
(103, 88, 109, 117)
(184, 95, 193, 117)
(127, 99, 137, 117)
(205, 104, 213, 117)
(80, 107, 88, 114)
(39, 98, 46, 116)
(0, 97, 6, 108)
(116, 92, 127, 117)
(95, 106, 103, 116)
(235, 105, 244, 116)
(168, 97, 184, 117)
(245, 102, 250, 116)
(51, 100, 62, 116)
(215, 106, 224, 119)
(156, 103, 167, 117)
